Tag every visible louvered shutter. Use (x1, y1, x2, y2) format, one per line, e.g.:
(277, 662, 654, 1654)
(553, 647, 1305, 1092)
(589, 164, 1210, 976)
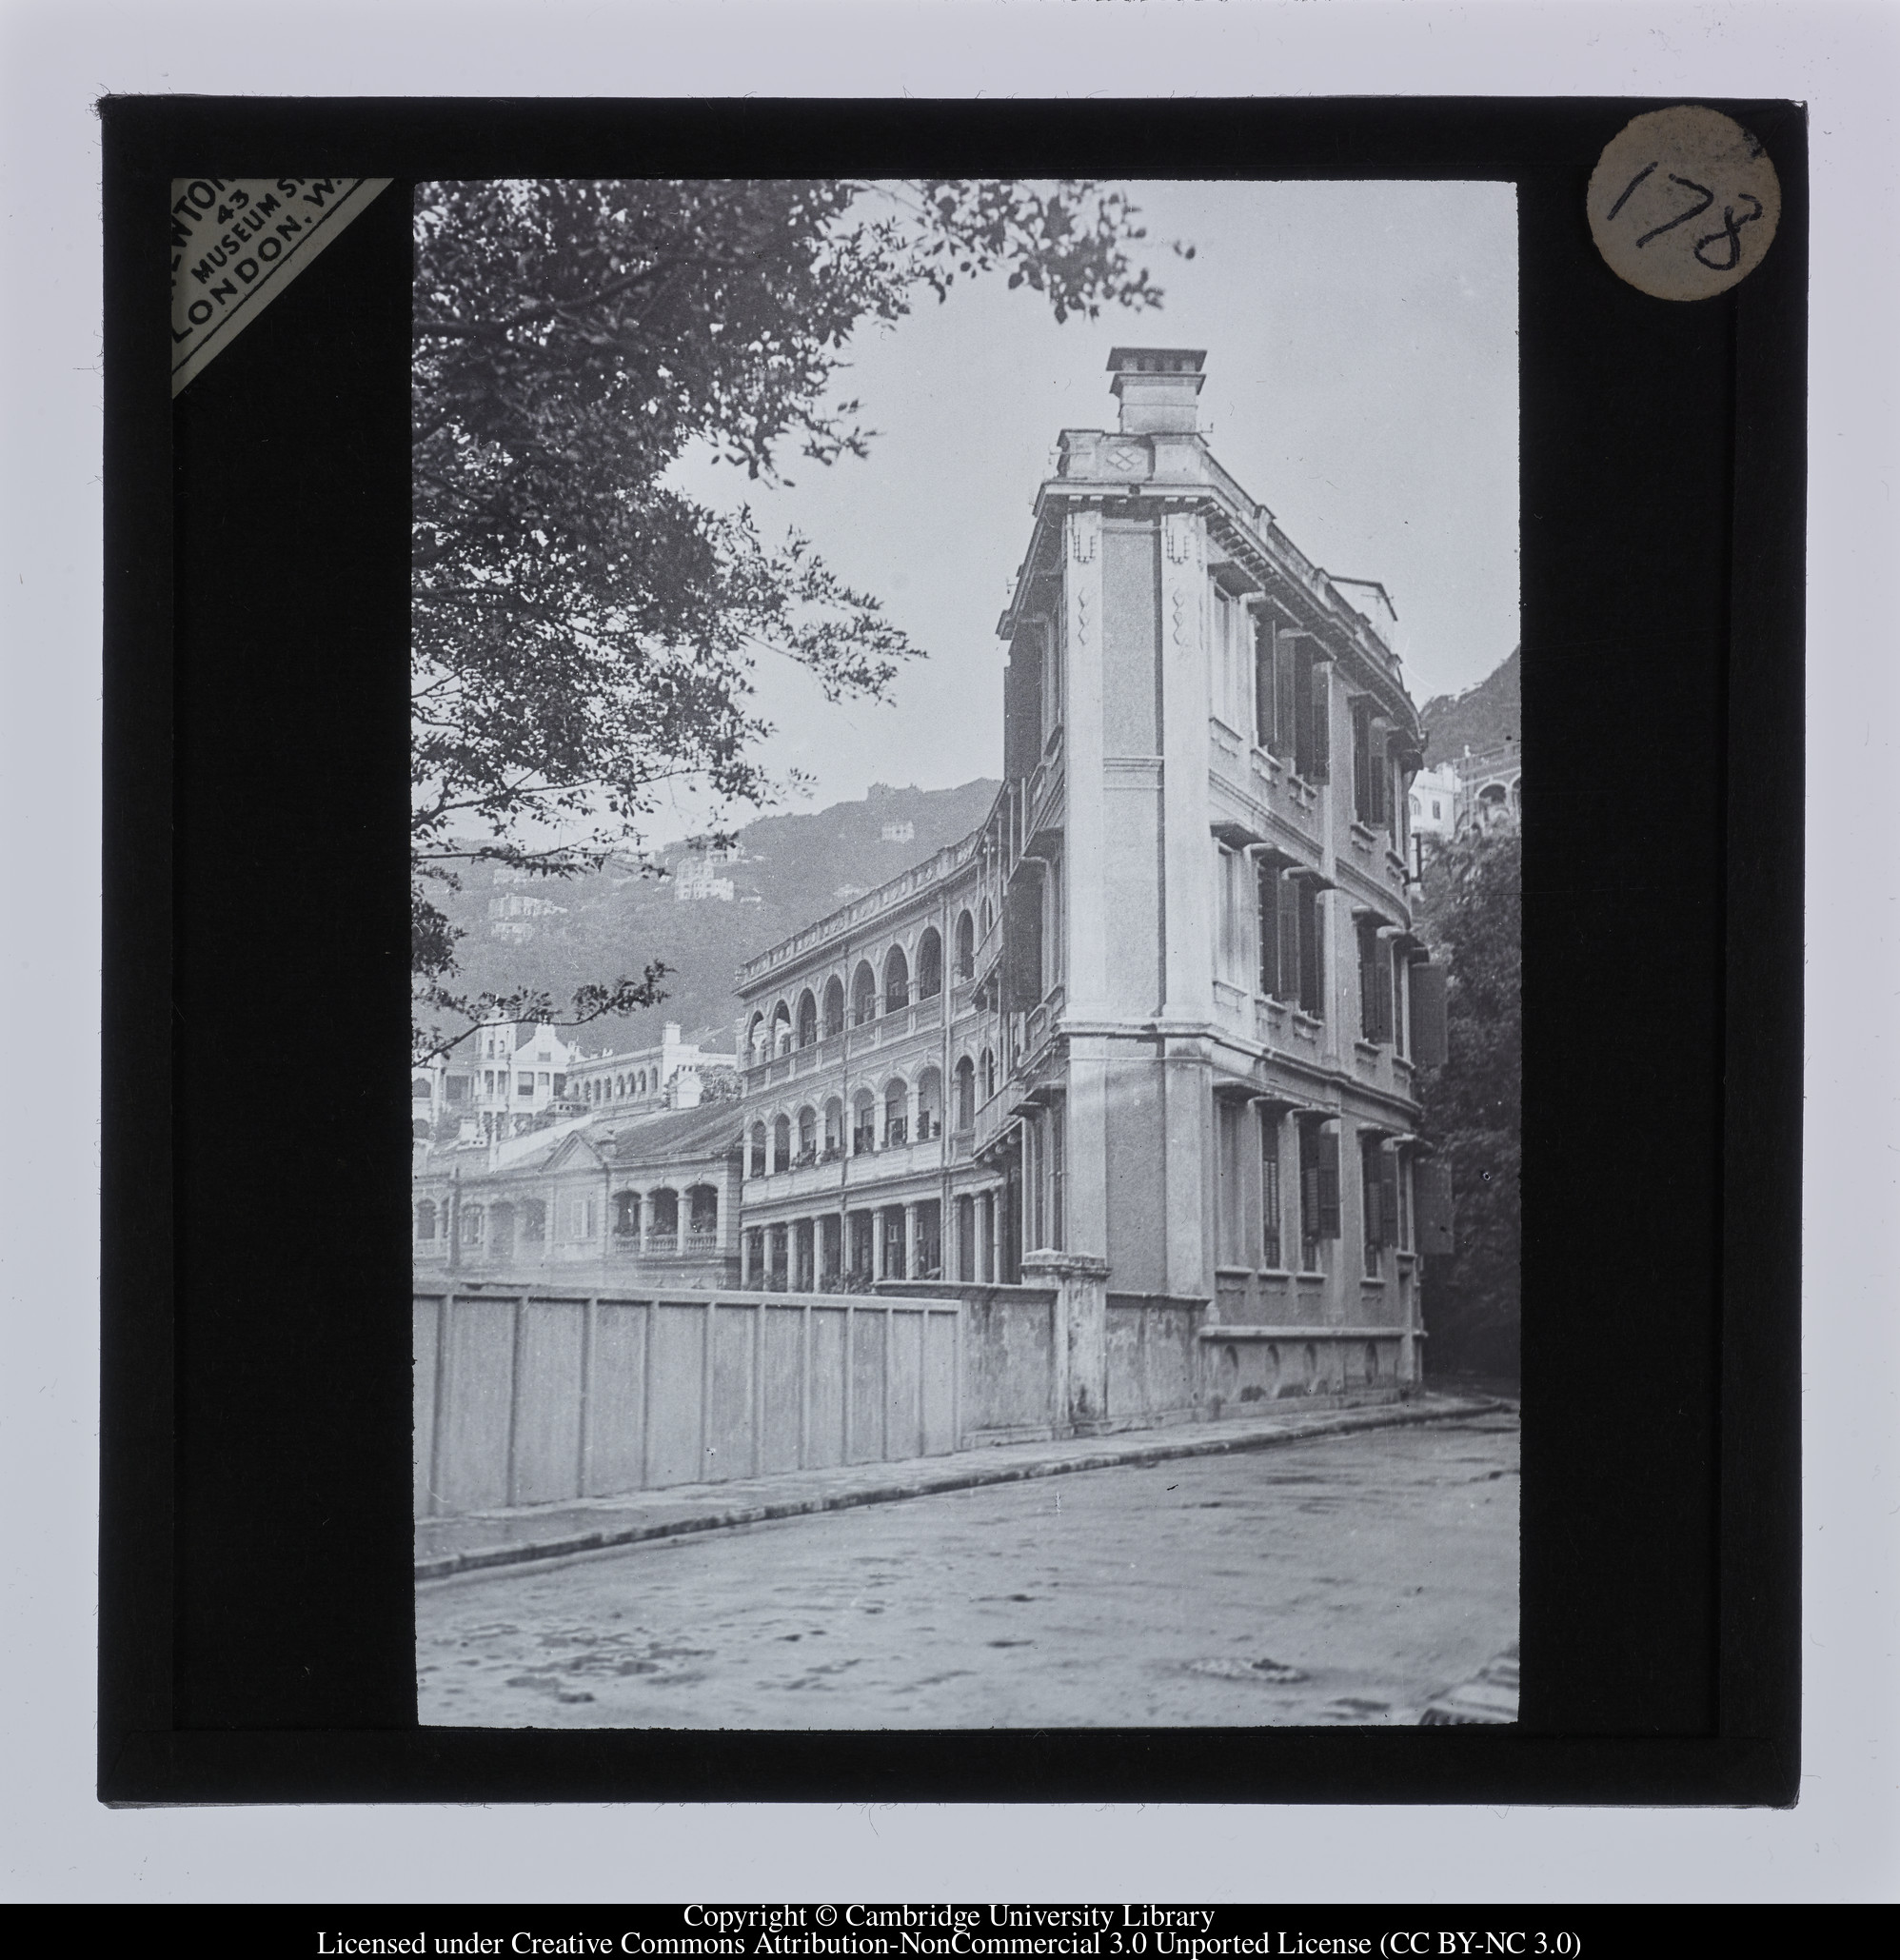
(1257, 861, 1281, 996)
(1002, 874, 1043, 1013)
(1357, 922, 1376, 1039)
(1298, 883, 1322, 1017)
(1409, 960, 1448, 1067)
(1254, 620, 1274, 751)
(1278, 874, 1300, 1002)
(1376, 939, 1395, 1043)
(1415, 1158, 1455, 1255)
(1369, 718, 1390, 826)
(1309, 663, 1330, 781)
(1361, 1142, 1384, 1248)
(1351, 702, 1371, 821)
(1293, 646, 1314, 777)
(1275, 634, 1296, 761)
(1316, 1130, 1342, 1237)
(1380, 1152, 1401, 1248)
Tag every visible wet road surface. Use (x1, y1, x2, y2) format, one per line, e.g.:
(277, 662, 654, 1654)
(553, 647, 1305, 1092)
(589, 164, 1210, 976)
(417, 1414, 1518, 1728)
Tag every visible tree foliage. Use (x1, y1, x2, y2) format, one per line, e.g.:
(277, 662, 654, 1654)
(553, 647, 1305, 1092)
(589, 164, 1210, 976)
(1416, 827, 1522, 1377)
(412, 178, 1170, 1060)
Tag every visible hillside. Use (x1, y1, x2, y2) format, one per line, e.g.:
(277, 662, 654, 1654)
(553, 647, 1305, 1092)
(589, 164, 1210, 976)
(1418, 646, 1520, 763)
(435, 780, 1000, 1059)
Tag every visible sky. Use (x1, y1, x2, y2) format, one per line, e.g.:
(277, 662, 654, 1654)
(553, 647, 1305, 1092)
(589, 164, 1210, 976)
(653, 178, 1518, 841)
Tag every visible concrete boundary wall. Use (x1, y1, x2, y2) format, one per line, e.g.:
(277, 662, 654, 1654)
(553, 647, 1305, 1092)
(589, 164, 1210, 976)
(415, 1285, 960, 1520)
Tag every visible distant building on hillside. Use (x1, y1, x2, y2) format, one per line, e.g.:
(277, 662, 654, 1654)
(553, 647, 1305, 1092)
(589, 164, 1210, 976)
(564, 1022, 737, 1119)
(880, 819, 917, 844)
(672, 834, 741, 902)
(485, 888, 566, 942)
(415, 1021, 577, 1142)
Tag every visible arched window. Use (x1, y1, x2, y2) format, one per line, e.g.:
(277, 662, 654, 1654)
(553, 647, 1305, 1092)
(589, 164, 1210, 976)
(981, 896, 995, 937)
(614, 1190, 641, 1237)
(637, 1070, 647, 1095)
(461, 1205, 485, 1247)
(884, 1076, 909, 1147)
(914, 1066, 942, 1141)
(411, 1075, 433, 1103)
(414, 1199, 437, 1241)
(852, 1088, 878, 1155)
(772, 1113, 792, 1170)
(821, 975, 845, 1038)
(981, 1047, 997, 1100)
(749, 1121, 767, 1178)
(649, 1188, 679, 1246)
(852, 960, 878, 1025)
(771, 1000, 793, 1056)
(822, 1097, 844, 1158)
(955, 910, 975, 980)
(883, 944, 910, 1013)
(955, 1056, 976, 1131)
(797, 1104, 818, 1161)
(916, 928, 942, 1000)
(796, 989, 819, 1047)
(746, 1012, 766, 1063)
(686, 1183, 719, 1240)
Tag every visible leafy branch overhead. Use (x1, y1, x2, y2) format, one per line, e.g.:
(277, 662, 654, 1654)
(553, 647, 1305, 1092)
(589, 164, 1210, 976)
(412, 178, 1172, 1062)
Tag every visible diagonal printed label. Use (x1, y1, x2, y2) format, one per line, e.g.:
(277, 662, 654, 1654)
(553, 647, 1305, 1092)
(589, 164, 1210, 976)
(169, 176, 392, 396)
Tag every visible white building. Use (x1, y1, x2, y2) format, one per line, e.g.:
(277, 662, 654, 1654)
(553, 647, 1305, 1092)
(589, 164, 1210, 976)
(414, 1021, 579, 1141)
(1408, 763, 1461, 841)
(564, 1021, 737, 1118)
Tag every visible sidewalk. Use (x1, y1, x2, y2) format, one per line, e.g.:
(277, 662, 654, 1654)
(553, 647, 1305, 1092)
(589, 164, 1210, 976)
(416, 1391, 1506, 1581)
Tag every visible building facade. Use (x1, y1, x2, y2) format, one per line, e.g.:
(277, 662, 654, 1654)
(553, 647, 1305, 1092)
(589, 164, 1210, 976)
(413, 1020, 578, 1141)
(411, 1099, 744, 1289)
(413, 347, 1447, 1402)
(564, 1021, 735, 1118)
(730, 348, 1447, 1393)
(733, 835, 999, 1292)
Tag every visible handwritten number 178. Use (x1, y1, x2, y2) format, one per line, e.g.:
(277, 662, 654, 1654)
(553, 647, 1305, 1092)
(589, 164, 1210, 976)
(1607, 161, 1763, 271)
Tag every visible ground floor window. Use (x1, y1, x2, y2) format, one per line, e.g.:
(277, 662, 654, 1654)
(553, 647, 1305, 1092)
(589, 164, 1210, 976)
(1298, 1122, 1340, 1269)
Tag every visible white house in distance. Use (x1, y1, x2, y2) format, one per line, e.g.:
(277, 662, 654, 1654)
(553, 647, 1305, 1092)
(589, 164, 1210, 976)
(672, 833, 741, 902)
(1408, 762, 1461, 841)
(413, 1021, 579, 1141)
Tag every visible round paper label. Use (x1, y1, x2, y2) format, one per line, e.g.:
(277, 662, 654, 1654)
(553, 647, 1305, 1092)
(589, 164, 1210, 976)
(1588, 106, 1781, 302)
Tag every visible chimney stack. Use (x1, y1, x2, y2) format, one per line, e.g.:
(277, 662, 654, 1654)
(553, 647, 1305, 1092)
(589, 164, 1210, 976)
(1107, 346, 1207, 435)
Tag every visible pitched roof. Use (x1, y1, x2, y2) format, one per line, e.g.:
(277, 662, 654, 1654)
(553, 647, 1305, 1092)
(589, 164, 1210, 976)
(608, 1099, 744, 1168)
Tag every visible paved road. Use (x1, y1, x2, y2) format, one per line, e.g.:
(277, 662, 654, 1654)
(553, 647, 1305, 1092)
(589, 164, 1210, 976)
(417, 1413, 1518, 1729)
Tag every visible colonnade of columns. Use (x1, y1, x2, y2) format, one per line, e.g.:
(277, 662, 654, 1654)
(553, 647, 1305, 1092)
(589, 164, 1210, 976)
(741, 1194, 1012, 1292)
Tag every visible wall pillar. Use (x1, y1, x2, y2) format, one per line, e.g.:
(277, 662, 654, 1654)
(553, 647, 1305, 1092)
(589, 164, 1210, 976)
(1021, 1250, 1112, 1434)
(903, 1202, 918, 1282)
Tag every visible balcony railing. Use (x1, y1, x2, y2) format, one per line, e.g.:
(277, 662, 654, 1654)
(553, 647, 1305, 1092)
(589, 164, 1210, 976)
(736, 831, 982, 987)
